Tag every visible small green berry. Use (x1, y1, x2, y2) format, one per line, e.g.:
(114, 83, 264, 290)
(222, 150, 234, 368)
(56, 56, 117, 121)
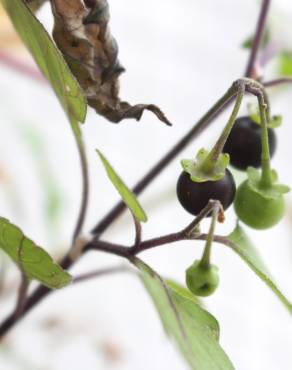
(234, 179, 285, 229)
(186, 260, 219, 297)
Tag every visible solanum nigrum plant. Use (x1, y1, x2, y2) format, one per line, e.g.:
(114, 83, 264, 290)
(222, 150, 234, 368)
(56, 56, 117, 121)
(2, 1, 292, 370)
(223, 115, 277, 170)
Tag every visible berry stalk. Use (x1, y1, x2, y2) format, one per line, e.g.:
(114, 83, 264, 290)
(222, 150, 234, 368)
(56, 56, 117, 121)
(198, 83, 245, 175)
(257, 93, 273, 187)
(199, 202, 220, 268)
(208, 84, 245, 164)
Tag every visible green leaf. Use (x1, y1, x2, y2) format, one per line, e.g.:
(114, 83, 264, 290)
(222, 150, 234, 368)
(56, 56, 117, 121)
(181, 149, 229, 182)
(97, 150, 147, 222)
(0, 217, 72, 289)
(227, 224, 292, 313)
(135, 258, 235, 370)
(1, 0, 87, 127)
(278, 52, 292, 76)
(165, 279, 202, 306)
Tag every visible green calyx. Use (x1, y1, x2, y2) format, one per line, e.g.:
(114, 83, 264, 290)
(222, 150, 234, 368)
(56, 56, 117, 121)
(181, 149, 229, 183)
(181, 86, 244, 183)
(246, 167, 289, 200)
(186, 260, 219, 297)
(234, 167, 290, 229)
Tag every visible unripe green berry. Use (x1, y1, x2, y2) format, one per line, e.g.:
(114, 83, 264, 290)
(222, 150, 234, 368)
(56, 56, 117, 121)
(234, 180, 285, 229)
(186, 260, 219, 297)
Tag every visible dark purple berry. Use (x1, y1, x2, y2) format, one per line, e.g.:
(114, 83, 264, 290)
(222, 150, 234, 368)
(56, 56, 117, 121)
(176, 169, 236, 216)
(223, 116, 276, 170)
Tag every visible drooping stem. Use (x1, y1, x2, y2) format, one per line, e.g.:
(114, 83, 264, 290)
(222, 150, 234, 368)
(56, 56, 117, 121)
(207, 83, 245, 164)
(199, 202, 220, 268)
(257, 93, 272, 187)
(244, 0, 271, 77)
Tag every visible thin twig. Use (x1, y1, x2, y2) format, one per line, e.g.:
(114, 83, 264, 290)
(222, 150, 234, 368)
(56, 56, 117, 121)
(71, 139, 89, 246)
(263, 78, 292, 88)
(14, 273, 29, 320)
(128, 201, 220, 255)
(244, 0, 271, 78)
(182, 200, 218, 236)
(132, 215, 142, 251)
(14, 238, 30, 320)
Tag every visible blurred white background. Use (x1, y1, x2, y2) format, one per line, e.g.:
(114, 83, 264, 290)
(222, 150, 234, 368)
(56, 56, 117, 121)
(1, 0, 292, 369)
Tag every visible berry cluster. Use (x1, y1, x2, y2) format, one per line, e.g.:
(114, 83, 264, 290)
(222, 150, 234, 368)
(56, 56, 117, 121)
(177, 115, 283, 227)
(176, 109, 289, 297)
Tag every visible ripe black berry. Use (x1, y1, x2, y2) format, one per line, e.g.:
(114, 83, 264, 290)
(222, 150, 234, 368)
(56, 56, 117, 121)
(223, 116, 276, 170)
(176, 169, 236, 216)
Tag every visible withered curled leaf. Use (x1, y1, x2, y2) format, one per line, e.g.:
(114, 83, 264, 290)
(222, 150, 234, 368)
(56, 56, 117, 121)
(51, 0, 171, 125)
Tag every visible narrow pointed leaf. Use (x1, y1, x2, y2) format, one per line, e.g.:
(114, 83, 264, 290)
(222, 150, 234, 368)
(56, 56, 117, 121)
(97, 150, 147, 222)
(0, 217, 72, 289)
(226, 223, 292, 313)
(135, 258, 235, 370)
